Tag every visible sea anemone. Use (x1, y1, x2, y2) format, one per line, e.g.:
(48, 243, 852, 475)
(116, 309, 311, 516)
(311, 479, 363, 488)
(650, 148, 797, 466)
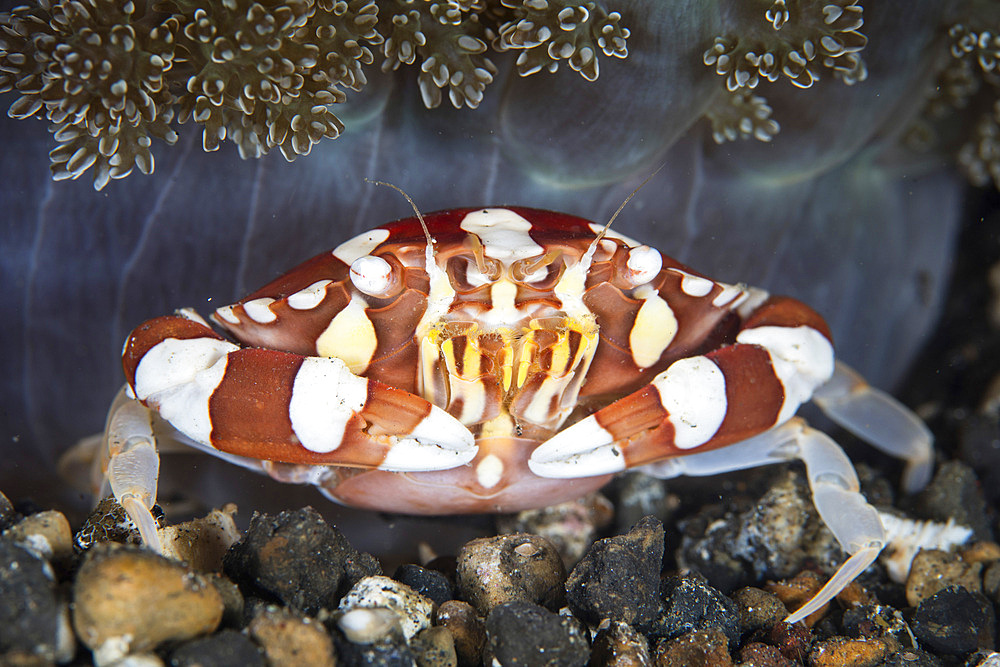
(0, 0, 631, 188)
(379, 0, 496, 109)
(0, 0, 180, 189)
(494, 0, 629, 82)
(699, 0, 867, 147)
(702, 0, 867, 92)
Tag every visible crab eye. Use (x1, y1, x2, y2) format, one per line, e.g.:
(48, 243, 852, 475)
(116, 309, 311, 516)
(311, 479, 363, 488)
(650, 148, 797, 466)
(350, 255, 397, 297)
(625, 245, 662, 286)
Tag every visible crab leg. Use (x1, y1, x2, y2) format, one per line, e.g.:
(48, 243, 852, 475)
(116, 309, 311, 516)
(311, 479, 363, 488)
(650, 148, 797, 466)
(99, 386, 163, 552)
(636, 417, 884, 624)
(101, 313, 477, 548)
(812, 361, 933, 492)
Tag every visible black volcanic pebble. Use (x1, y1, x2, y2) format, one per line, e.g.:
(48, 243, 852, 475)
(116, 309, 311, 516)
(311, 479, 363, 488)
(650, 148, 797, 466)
(565, 515, 664, 626)
(393, 564, 454, 606)
(880, 649, 944, 666)
(170, 629, 266, 666)
(223, 507, 380, 615)
(0, 491, 18, 532)
(911, 586, 996, 656)
(647, 574, 741, 649)
(484, 601, 589, 667)
(0, 540, 64, 661)
(915, 461, 994, 542)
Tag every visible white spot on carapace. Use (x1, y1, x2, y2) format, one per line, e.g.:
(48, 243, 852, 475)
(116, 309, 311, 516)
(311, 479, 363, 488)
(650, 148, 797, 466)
(214, 305, 239, 325)
(670, 269, 714, 297)
(287, 280, 332, 310)
(476, 454, 504, 488)
(652, 356, 727, 449)
(316, 295, 377, 373)
(243, 298, 277, 324)
(333, 228, 391, 265)
(587, 222, 643, 248)
(626, 246, 662, 285)
(737, 325, 834, 422)
(289, 357, 368, 453)
(350, 255, 393, 296)
(712, 282, 747, 309)
(460, 209, 543, 263)
(133, 337, 238, 445)
(630, 285, 677, 368)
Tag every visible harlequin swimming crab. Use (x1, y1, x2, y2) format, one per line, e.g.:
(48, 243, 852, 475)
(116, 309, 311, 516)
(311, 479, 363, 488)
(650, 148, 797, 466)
(89, 205, 932, 624)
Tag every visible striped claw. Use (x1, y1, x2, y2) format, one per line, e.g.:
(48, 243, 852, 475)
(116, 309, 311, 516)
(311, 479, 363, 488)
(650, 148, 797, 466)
(123, 315, 476, 471)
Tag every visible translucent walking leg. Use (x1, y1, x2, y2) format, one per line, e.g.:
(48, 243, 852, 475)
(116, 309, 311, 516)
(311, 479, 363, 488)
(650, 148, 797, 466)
(813, 361, 933, 492)
(639, 417, 885, 624)
(101, 386, 162, 552)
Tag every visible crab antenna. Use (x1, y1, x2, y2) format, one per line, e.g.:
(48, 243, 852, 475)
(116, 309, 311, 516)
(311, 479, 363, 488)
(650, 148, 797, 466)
(589, 163, 667, 251)
(365, 178, 434, 252)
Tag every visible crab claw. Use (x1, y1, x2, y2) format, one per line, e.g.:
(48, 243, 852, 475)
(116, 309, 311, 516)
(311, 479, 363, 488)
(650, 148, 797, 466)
(124, 315, 476, 472)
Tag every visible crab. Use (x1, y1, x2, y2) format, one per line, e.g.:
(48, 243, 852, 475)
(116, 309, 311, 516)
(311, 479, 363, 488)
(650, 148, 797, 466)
(87, 206, 933, 624)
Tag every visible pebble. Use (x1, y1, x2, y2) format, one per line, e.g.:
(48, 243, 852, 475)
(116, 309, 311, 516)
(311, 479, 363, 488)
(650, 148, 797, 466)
(676, 502, 748, 594)
(223, 507, 380, 615)
(496, 493, 614, 568)
(763, 620, 811, 663)
(647, 574, 741, 649)
(483, 601, 589, 667)
(338, 607, 402, 644)
(984, 561, 1000, 603)
(73, 544, 223, 664)
(565, 515, 664, 627)
(339, 575, 435, 641)
(589, 620, 651, 666)
(3, 510, 73, 565)
(959, 541, 1000, 564)
(765, 570, 826, 625)
(170, 629, 266, 666)
(905, 548, 982, 606)
(0, 540, 73, 664)
(435, 600, 485, 667)
(736, 642, 796, 666)
(332, 628, 417, 666)
(731, 587, 787, 633)
(911, 586, 996, 655)
(0, 490, 18, 531)
(915, 461, 994, 542)
(411, 626, 458, 667)
(614, 472, 678, 535)
(805, 636, 891, 667)
(158, 505, 240, 572)
(248, 606, 336, 667)
(733, 472, 815, 580)
(653, 627, 733, 667)
(840, 604, 908, 651)
(456, 533, 565, 615)
(879, 648, 944, 666)
(393, 563, 454, 606)
(74, 496, 164, 551)
(968, 652, 1000, 666)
